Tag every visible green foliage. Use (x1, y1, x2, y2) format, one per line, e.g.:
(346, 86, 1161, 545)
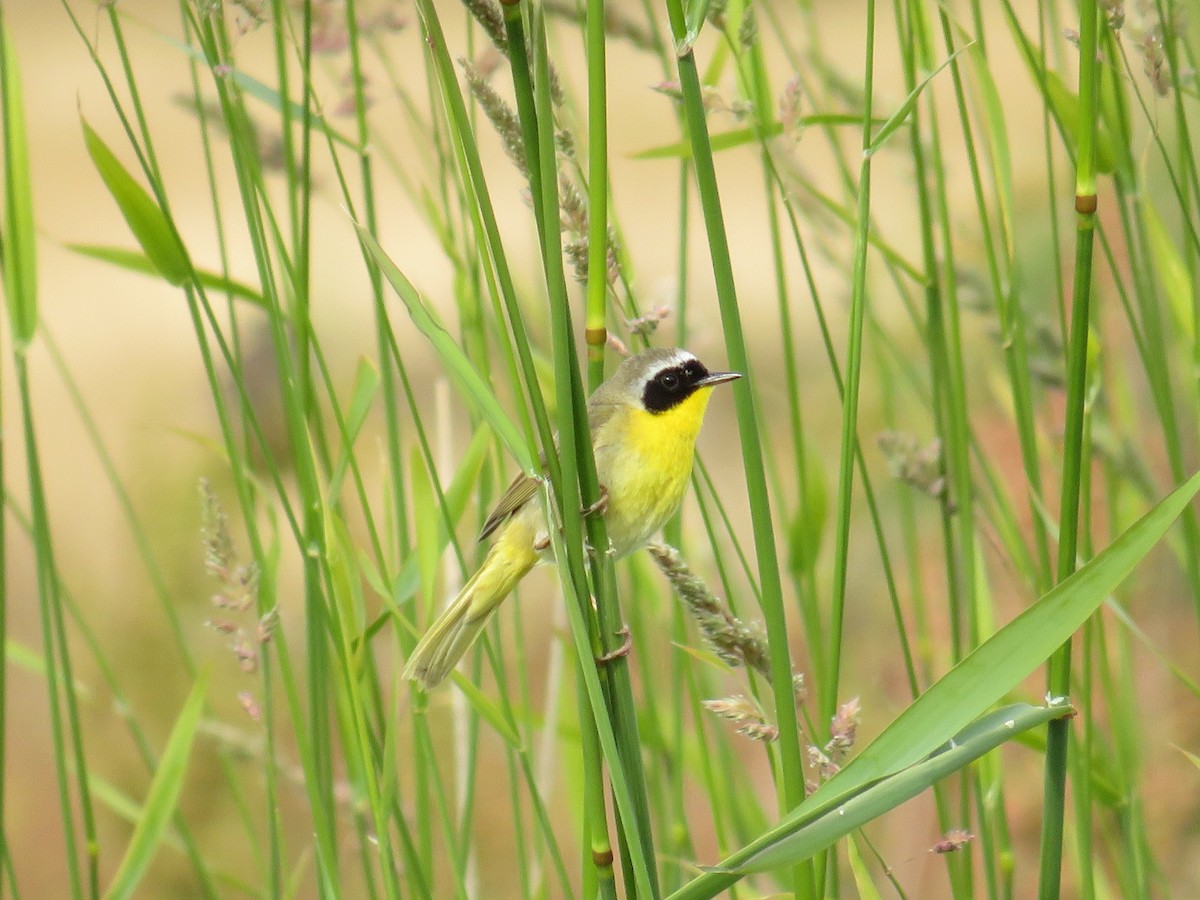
(5, 1, 1200, 898)
(0, 20, 37, 343)
(82, 118, 191, 286)
(66, 243, 265, 307)
(104, 669, 211, 900)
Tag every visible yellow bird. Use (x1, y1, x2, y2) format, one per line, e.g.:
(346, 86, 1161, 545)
(403, 347, 740, 690)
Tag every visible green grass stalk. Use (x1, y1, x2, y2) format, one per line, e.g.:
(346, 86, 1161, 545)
(1039, 3, 1100, 898)
(16, 356, 98, 898)
(503, 3, 658, 893)
(176, 9, 351, 886)
(824, 1, 876, 718)
(581, 2, 622, 894)
(584, 0, 610, 380)
(20, 0, 1200, 895)
(663, 2, 808, 895)
(0, 15, 23, 880)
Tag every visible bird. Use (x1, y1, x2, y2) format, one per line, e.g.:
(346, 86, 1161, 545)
(403, 347, 741, 690)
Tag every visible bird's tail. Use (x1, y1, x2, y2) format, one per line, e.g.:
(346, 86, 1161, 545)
(403, 533, 538, 690)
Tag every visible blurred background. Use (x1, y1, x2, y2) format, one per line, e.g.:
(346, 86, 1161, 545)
(3, 0, 1200, 897)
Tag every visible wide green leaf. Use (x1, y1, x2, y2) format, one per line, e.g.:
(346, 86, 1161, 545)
(82, 118, 191, 286)
(728, 703, 1068, 875)
(797, 469, 1200, 798)
(104, 668, 210, 900)
(670, 469, 1200, 897)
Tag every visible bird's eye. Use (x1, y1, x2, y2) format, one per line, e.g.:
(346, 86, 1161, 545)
(659, 371, 679, 390)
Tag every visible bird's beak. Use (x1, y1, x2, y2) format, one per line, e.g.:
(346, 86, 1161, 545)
(697, 371, 741, 387)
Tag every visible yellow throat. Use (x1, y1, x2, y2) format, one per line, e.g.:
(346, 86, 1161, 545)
(594, 385, 717, 555)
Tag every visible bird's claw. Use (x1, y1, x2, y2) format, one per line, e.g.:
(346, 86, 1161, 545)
(595, 625, 632, 664)
(582, 485, 609, 518)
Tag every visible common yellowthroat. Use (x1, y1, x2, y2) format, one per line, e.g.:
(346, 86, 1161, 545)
(404, 347, 740, 690)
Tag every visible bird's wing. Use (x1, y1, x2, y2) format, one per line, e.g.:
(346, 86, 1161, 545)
(587, 397, 625, 451)
(478, 471, 542, 541)
(479, 393, 619, 542)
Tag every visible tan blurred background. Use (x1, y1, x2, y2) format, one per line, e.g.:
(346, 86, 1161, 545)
(4, 0, 1197, 897)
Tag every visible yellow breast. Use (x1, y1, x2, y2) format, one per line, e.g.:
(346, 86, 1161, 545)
(592, 387, 716, 556)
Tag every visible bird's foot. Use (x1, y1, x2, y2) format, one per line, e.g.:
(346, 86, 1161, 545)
(583, 539, 618, 559)
(581, 485, 609, 518)
(595, 625, 632, 664)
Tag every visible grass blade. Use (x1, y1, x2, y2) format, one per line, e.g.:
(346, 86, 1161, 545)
(326, 356, 381, 501)
(728, 703, 1069, 875)
(671, 467, 1200, 895)
(410, 446, 439, 617)
(65, 243, 265, 307)
(104, 667, 211, 900)
(81, 117, 190, 286)
(823, 469, 1200, 798)
(633, 116, 876, 159)
(355, 223, 533, 473)
(865, 44, 970, 157)
(0, 20, 37, 343)
(1140, 198, 1194, 340)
